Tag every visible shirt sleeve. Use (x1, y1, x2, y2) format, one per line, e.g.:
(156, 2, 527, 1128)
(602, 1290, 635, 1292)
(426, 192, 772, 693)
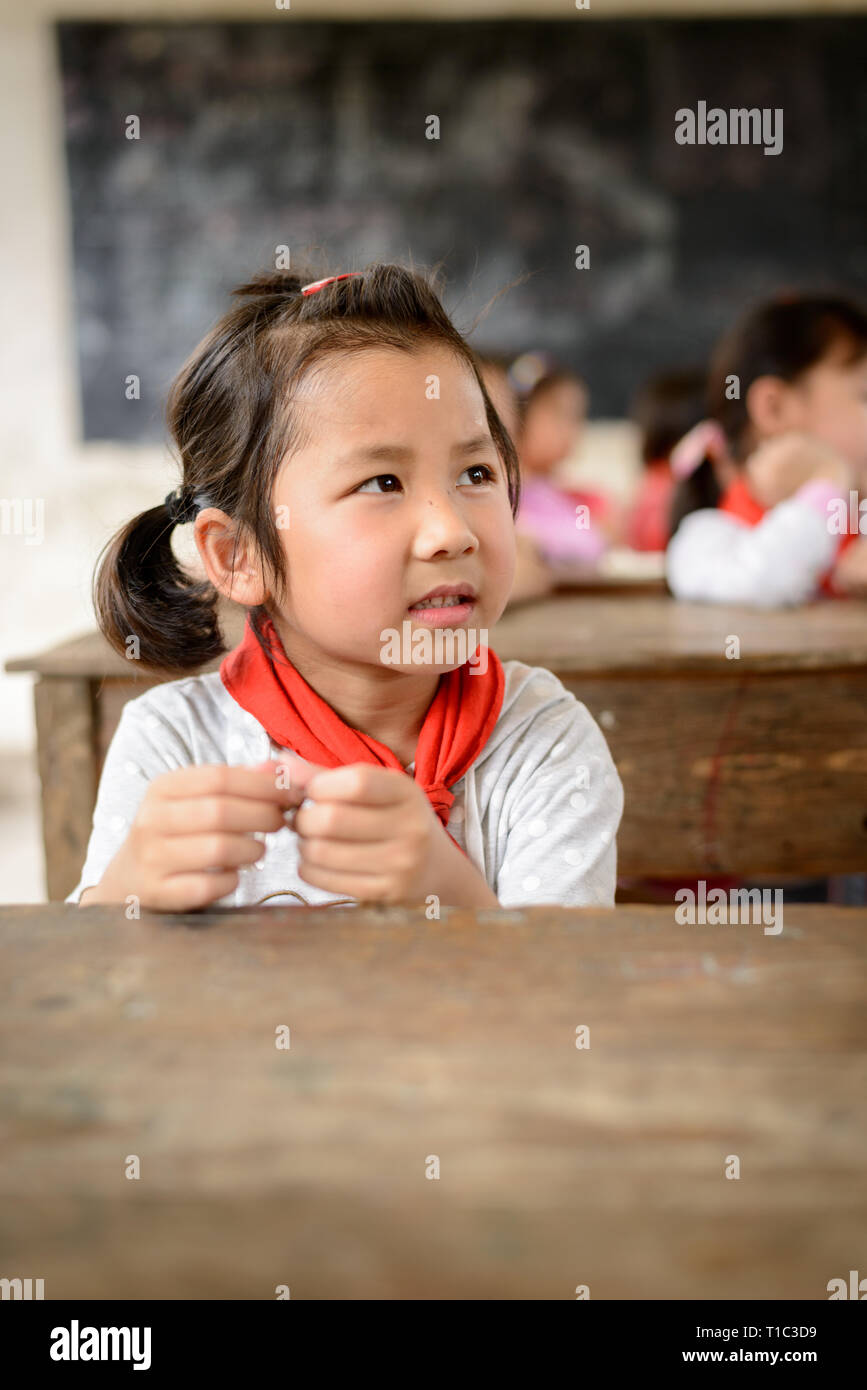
(64, 694, 195, 904)
(495, 691, 624, 908)
(516, 483, 607, 567)
(665, 495, 838, 607)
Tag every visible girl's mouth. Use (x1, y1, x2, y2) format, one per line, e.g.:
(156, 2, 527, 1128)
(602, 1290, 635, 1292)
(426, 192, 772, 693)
(407, 596, 477, 625)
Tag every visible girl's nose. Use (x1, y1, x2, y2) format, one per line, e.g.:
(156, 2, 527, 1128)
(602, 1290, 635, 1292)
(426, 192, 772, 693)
(411, 491, 477, 546)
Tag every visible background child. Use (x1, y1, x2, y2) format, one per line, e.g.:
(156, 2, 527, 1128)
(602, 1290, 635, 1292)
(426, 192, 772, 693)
(479, 350, 609, 582)
(476, 352, 557, 603)
(625, 368, 708, 552)
(68, 265, 623, 913)
(666, 294, 867, 606)
(512, 352, 611, 564)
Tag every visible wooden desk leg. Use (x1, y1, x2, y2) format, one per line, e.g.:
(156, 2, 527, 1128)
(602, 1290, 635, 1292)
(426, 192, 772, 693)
(33, 677, 97, 902)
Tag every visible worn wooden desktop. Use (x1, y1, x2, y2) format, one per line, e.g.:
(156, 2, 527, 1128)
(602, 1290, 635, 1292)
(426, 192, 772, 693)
(1, 902, 864, 1299)
(6, 593, 867, 899)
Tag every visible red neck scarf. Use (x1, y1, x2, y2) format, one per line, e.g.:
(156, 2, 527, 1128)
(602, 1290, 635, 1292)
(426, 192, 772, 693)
(719, 476, 767, 527)
(220, 614, 505, 844)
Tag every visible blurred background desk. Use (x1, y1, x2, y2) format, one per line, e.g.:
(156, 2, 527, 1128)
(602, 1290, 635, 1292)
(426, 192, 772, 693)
(1, 901, 864, 1299)
(7, 596, 867, 899)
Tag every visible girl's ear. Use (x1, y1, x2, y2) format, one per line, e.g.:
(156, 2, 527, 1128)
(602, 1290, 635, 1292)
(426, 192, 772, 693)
(745, 374, 804, 440)
(193, 507, 268, 606)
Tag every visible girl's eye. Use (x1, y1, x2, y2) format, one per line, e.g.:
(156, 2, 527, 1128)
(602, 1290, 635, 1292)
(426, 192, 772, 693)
(462, 463, 497, 485)
(354, 464, 496, 494)
(355, 474, 401, 494)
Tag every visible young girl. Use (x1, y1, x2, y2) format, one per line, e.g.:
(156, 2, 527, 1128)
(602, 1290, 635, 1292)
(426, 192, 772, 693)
(666, 294, 867, 606)
(68, 265, 624, 913)
(476, 352, 555, 603)
(510, 353, 610, 569)
(625, 368, 708, 553)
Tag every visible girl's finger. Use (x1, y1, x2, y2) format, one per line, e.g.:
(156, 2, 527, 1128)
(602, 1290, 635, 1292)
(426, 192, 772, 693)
(149, 832, 266, 876)
(151, 869, 242, 912)
(305, 764, 410, 806)
(292, 799, 396, 843)
(147, 795, 288, 838)
(151, 762, 306, 810)
(299, 834, 407, 874)
(296, 859, 392, 900)
(253, 757, 330, 803)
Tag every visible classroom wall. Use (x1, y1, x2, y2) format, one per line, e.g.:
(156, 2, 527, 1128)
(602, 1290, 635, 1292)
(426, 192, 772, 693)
(2, 0, 867, 754)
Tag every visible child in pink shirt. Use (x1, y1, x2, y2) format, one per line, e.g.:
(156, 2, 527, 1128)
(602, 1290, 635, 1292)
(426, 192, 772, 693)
(508, 352, 607, 568)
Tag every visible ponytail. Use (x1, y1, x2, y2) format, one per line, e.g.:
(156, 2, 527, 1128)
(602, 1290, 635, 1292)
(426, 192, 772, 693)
(93, 502, 223, 675)
(667, 457, 722, 538)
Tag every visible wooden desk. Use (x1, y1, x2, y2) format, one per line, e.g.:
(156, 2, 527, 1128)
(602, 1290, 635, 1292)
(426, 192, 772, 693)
(7, 596, 867, 898)
(1, 902, 864, 1299)
(494, 593, 867, 880)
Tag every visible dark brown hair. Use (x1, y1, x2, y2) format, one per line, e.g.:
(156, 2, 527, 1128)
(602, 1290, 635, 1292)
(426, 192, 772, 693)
(93, 263, 522, 675)
(517, 368, 587, 429)
(708, 293, 867, 461)
(475, 352, 586, 426)
(630, 367, 708, 465)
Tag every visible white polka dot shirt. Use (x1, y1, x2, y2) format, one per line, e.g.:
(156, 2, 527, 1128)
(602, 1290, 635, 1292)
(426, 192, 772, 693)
(65, 661, 624, 909)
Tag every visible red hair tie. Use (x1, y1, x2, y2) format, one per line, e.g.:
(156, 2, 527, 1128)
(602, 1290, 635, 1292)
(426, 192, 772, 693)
(301, 273, 361, 296)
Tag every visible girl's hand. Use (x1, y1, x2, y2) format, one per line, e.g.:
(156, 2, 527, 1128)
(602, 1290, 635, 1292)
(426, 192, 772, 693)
(289, 761, 445, 905)
(745, 432, 852, 509)
(831, 537, 867, 595)
(80, 762, 304, 911)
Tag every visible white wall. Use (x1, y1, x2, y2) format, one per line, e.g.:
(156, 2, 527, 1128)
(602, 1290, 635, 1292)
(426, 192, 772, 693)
(0, 12, 188, 753)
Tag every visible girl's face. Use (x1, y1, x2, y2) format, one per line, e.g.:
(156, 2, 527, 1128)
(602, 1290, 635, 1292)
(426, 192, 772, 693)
(519, 379, 587, 476)
(761, 348, 867, 477)
(267, 345, 517, 673)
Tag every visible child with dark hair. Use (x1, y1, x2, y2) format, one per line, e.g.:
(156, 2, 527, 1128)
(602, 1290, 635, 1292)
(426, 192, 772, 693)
(625, 368, 709, 552)
(510, 352, 609, 569)
(666, 294, 867, 605)
(476, 352, 558, 602)
(69, 265, 623, 912)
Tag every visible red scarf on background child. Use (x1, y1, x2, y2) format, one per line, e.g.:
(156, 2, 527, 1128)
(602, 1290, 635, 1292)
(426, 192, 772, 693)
(719, 476, 857, 595)
(220, 614, 504, 845)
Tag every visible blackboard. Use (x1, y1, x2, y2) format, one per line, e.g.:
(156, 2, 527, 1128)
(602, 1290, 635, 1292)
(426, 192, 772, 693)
(57, 17, 867, 441)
